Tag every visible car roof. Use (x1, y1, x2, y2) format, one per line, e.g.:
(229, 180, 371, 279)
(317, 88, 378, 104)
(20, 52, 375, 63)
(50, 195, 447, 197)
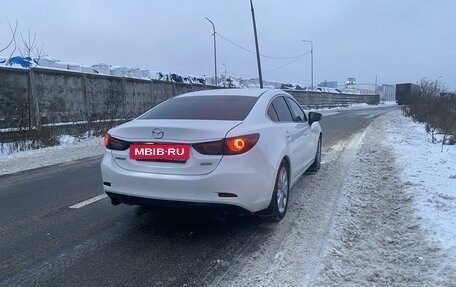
(177, 88, 282, 98)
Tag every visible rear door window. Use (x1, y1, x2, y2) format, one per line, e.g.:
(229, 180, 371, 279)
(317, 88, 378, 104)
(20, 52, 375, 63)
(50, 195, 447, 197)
(267, 104, 279, 121)
(271, 97, 293, 122)
(285, 97, 307, 122)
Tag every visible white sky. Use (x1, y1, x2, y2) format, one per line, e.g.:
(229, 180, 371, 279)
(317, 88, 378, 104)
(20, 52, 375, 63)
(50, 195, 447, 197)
(1, 0, 455, 90)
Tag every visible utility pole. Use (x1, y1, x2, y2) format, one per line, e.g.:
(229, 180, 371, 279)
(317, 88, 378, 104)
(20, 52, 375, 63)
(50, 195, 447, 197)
(302, 40, 313, 90)
(223, 63, 227, 87)
(205, 17, 217, 87)
(375, 75, 378, 94)
(250, 0, 263, 88)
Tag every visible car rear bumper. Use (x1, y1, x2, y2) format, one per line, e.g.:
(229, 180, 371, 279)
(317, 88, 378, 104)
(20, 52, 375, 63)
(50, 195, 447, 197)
(101, 149, 277, 213)
(106, 192, 250, 214)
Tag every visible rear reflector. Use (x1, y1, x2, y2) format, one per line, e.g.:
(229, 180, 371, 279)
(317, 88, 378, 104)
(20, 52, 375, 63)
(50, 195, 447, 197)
(218, 193, 238, 198)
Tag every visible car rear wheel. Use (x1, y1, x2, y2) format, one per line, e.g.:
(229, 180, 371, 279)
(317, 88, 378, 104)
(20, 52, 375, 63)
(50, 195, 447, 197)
(265, 161, 289, 221)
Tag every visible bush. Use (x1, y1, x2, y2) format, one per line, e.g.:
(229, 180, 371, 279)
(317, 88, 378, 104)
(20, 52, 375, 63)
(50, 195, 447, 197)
(401, 79, 456, 145)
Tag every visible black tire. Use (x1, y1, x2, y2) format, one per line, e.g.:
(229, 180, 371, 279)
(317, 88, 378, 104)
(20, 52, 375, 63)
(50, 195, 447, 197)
(264, 160, 289, 221)
(308, 136, 322, 172)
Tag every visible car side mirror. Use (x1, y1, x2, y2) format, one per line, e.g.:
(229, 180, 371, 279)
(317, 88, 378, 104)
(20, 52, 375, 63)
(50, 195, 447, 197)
(308, 112, 322, 125)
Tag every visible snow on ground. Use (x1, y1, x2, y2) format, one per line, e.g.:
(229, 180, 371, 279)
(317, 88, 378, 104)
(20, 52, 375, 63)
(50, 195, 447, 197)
(386, 110, 456, 256)
(0, 137, 104, 176)
(226, 110, 454, 286)
(309, 101, 396, 116)
(313, 110, 455, 286)
(225, 125, 367, 287)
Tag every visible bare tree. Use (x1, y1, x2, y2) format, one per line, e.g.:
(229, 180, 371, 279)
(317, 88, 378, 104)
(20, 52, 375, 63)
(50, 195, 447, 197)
(34, 42, 45, 66)
(1, 19, 18, 62)
(19, 29, 37, 58)
(419, 78, 444, 98)
(17, 28, 45, 67)
(402, 78, 455, 147)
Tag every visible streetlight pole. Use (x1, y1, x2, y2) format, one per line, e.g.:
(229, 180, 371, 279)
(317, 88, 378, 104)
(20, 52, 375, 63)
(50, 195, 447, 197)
(250, 0, 263, 88)
(205, 17, 217, 87)
(223, 63, 227, 87)
(302, 40, 313, 90)
(375, 75, 378, 94)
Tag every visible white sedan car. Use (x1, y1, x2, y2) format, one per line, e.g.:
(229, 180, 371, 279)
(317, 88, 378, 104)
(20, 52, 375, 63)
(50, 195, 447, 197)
(101, 89, 322, 220)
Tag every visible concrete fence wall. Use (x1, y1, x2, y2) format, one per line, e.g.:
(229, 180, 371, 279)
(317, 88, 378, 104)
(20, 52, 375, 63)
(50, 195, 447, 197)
(0, 66, 221, 130)
(287, 90, 379, 109)
(0, 66, 379, 131)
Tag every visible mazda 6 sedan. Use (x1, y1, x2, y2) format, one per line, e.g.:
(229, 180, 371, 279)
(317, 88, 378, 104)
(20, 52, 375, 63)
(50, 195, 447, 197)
(101, 89, 322, 220)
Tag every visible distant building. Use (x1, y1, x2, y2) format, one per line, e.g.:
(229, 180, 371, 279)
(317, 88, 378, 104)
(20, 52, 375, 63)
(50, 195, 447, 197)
(346, 77, 356, 85)
(318, 80, 338, 88)
(377, 84, 396, 101)
(357, 88, 376, 95)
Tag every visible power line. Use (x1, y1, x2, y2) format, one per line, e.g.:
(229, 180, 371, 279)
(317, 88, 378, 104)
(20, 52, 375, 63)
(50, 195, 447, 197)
(263, 52, 309, 73)
(223, 51, 310, 78)
(215, 32, 309, 60)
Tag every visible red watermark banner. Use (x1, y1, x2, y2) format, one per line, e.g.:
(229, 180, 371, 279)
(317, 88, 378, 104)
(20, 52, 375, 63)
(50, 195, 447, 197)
(129, 144, 190, 160)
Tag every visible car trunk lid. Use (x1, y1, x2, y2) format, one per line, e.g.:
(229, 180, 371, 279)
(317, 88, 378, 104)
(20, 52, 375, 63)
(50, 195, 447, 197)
(109, 119, 241, 175)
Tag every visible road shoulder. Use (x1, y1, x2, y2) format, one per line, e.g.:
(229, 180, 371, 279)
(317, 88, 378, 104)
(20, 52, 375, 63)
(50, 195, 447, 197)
(0, 137, 104, 176)
(313, 111, 455, 286)
(225, 110, 454, 287)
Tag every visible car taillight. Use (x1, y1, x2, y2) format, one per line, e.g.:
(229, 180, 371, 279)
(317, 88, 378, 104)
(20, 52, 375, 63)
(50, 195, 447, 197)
(103, 134, 130, 151)
(193, 133, 260, 155)
(193, 139, 224, 155)
(224, 133, 260, 155)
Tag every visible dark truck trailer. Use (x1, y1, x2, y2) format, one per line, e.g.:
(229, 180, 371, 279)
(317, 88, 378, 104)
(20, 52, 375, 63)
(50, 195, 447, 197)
(396, 83, 420, 105)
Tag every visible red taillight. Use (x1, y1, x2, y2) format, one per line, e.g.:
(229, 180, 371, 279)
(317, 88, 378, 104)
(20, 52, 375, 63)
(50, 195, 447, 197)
(226, 138, 245, 152)
(193, 133, 260, 155)
(103, 134, 110, 147)
(224, 134, 259, 155)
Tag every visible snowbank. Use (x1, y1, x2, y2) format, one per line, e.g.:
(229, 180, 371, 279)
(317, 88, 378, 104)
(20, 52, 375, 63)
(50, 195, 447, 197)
(314, 111, 454, 286)
(225, 110, 454, 286)
(386, 110, 456, 252)
(0, 137, 104, 176)
(308, 101, 397, 116)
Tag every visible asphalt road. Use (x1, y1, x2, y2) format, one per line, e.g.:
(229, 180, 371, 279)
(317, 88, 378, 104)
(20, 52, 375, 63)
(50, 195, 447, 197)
(0, 106, 397, 287)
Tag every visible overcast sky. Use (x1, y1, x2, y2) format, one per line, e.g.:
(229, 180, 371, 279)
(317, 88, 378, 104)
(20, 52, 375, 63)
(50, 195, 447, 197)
(1, 0, 455, 90)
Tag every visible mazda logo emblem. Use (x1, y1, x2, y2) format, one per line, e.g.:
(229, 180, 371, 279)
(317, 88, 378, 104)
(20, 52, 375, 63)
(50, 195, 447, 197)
(152, 128, 164, 139)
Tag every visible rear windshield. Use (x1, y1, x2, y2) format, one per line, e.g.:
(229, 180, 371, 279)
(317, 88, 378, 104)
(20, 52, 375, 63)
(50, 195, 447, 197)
(139, 95, 258, 121)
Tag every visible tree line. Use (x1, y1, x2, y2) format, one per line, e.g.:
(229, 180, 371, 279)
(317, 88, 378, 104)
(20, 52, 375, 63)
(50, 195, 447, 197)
(401, 78, 456, 147)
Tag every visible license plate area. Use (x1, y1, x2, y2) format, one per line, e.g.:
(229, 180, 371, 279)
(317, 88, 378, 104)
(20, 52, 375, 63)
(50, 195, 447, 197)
(130, 144, 190, 161)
